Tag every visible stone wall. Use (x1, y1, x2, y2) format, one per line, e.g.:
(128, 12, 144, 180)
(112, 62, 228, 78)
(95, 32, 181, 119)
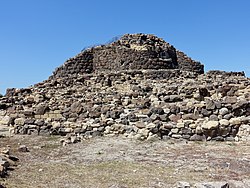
(0, 70, 249, 143)
(51, 49, 94, 79)
(51, 33, 204, 79)
(1, 33, 249, 143)
(177, 50, 204, 74)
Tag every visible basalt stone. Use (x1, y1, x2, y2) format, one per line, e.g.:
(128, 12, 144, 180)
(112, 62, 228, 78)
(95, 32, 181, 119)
(0, 101, 8, 109)
(218, 127, 231, 137)
(0, 33, 249, 142)
(199, 88, 210, 99)
(24, 118, 35, 125)
(190, 134, 206, 141)
(212, 136, 225, 141)
(149, 107, 165, 115)
(23, 110, 34, 117)
(201, 108, 212, 116)
(127, 113, 139, 122)
(35, 104, 49, 115)
(108, 110, 122, 119)
(209, 114, 219, 121)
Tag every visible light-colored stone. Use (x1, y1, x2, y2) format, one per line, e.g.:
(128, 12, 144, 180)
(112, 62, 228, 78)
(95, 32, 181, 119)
(146, 123, 156, 129)
(14, 118, 25, 126)
(229, 118, 241, 125)
(219, 119, 230, 126)
(52, 122, 61, 129)
(171, 134, 182, 139)
(202, 121, 219, 130)
(195, 126, 203, 134)
(176, 181, 190, 188)
(0, 116, 11, 125)
(147, 134, 160, 141)
(171, 128, 179, 134)
(189, 123, 197, 129)
(176, 122, 185, 128)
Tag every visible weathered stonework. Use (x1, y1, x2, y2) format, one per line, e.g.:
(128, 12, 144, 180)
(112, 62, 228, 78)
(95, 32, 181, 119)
(51, 33, 204, 79)
(0, 33, 249, 143)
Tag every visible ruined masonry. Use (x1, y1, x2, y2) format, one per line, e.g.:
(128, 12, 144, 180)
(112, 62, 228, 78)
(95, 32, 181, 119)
(0, 33, 249, 143)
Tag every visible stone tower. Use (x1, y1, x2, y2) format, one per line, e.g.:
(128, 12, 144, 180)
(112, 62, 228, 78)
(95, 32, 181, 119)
(51, 33, 204, 79)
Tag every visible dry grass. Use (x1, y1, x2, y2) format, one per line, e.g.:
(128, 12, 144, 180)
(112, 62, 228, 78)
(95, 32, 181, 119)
(0, 135, 250, 187)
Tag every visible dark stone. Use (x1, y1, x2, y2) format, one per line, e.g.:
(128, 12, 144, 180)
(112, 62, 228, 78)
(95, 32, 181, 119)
(182, 135, 191, 139)
(209, 114, 219, 121)
(201, 108, 212, 116)
(70, 101, 82, 114)
(159, 114, 168, 122)
(0, 103, 7, 110)
(51, 34, 204, 80)
(190, 134, 206, 141)
(169, 95, 182, 102)
(35, 104, 49, 115)
(18, 145, 29, 152)
(24, 119, 35, 124)
(108, 110, 121, 119)
(170, 106, 180, 114)
(180, 128, 192, 135)
(150, 107, 165, 115)
(212, 136, 225, 141)
(199, 88, 210, 99)
(23, 110, 34, 117)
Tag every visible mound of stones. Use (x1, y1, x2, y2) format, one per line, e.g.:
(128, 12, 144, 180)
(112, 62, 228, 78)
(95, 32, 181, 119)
(0, 33, 249, 143)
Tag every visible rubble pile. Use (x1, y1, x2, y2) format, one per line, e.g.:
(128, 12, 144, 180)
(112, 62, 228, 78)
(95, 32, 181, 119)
(0, 33, 249, 143)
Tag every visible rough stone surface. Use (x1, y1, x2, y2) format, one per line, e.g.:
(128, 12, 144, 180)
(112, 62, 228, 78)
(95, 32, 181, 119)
(50, 33, 204, 79)
(0, 33, 249, 142)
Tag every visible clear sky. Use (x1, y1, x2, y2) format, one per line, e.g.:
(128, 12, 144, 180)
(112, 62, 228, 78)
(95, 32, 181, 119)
(0, 0, 249, 95)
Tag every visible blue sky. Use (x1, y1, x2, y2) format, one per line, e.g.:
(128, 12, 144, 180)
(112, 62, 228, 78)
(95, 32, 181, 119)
(0, 0, 249, 94)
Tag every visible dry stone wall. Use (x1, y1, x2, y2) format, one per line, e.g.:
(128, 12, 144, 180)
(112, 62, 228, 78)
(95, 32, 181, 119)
(51, 33, 203, 79)
(0, 70, 249, 143)
(51, 49, 94, 79)
(177, 50, 204, 74)
(0, 33, 249, 143)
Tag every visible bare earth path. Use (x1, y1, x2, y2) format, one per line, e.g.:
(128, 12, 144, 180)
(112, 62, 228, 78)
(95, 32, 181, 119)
(1, 135, 250, 187)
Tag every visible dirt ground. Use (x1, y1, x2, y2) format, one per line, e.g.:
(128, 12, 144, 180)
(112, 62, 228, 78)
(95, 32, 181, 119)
(0, 134, 250, 188)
